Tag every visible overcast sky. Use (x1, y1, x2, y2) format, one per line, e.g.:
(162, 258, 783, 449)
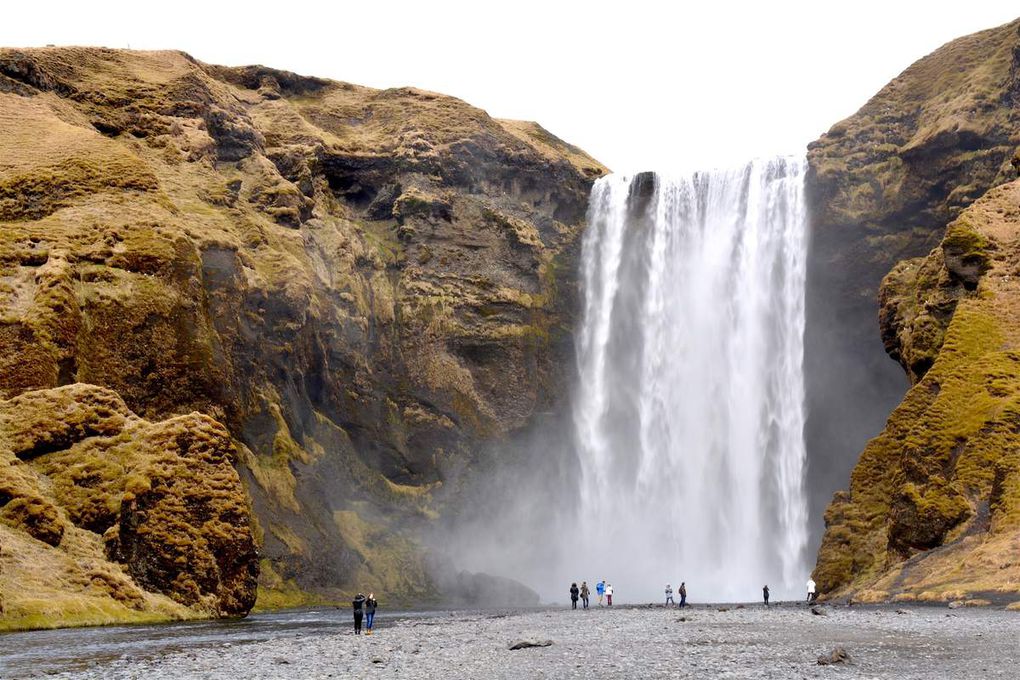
(3, 1, 1017, 171)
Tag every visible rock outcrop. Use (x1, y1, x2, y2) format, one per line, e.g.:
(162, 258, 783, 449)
(803, 19, 1020, 531)
(0, 46, 606, 622)
(0, 384, 257, 629)
(813, 179, 1020, 605)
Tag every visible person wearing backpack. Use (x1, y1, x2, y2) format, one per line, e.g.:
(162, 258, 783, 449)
(596, 580, 606, 606)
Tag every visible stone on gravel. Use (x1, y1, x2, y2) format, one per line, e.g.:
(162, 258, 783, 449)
(810, 607, 827, 616)
(509, 639, 553, 650)
(817, 647, 852, 665)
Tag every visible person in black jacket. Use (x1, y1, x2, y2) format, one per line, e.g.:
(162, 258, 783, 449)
(569, 583, 580, 609)
(352, 593, 366, 634)
(365, 593, 378, 635)
(762, 585, 770, 608)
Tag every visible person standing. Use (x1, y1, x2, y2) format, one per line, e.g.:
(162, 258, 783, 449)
(352, 592, 366, 634)
(596, 580, 605, 607)
(679, 582, 687, 609)
(580, 581, 590, 609)
(365, 593, 377, 634)
(762, 585, 770, 608)
(665, 583, 674, 607)
(606, 583, 614, 606)
(570, 582, 580, 609)
(806, 578, 816, 603)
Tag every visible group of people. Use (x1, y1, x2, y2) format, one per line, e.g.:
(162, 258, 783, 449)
(664, 582, 688, 608)
(569, 580, 614, 608)
(351, 593, 378, 634)
(567, 578, 817, 609)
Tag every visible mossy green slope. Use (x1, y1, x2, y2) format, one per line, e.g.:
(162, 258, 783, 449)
(814, 179, 1020, 605)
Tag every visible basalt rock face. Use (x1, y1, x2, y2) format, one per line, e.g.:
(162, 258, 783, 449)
(0, 47, 606, 619)
(804, 19, 1020, 539)
(813, 180, 1020, 605)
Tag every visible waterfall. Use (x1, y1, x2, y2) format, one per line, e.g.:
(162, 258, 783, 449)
(572, 157, 809, 602)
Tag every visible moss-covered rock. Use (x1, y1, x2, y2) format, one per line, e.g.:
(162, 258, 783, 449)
(0, 384, 257, 628)
(804, 18, 1020, 522)
(813, 179, 1020, 607)
(0, 46, 606, 618)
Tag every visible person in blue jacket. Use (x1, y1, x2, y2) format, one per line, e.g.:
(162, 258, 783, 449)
(596, 580, 606, 607)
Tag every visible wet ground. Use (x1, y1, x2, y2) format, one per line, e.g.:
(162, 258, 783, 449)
(1, 602, 1017, 679)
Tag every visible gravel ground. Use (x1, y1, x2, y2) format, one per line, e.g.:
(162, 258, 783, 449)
(43, 603, 1020, 679)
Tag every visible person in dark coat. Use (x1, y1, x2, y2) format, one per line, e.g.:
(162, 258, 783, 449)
(352, 593, 366, 634)
(679, 582, 687, 609)
(762, 585, 770, 608)
(365, 593, 378, 635)
(570, 582, 580, 609)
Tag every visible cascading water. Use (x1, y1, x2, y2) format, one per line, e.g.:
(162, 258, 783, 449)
(571, 157, 809, 602)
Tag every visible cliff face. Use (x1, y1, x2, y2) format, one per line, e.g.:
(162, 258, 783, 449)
(814, 180, 1020, 605)
(804, 19, 1020, 538)
(810, 18, 1020, 605)
(0, 47, 605, 624)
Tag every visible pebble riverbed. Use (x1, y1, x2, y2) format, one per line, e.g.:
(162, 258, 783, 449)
(16, 603, 1020, 679)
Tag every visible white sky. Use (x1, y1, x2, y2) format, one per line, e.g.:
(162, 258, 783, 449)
(3, 1, 1017, 172)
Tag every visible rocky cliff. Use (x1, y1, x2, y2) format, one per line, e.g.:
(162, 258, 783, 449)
(804, 18, 1020, 543)
(814, 180, 1020, 605)
(810, 18, 1020, 606)
(0, 47, 605, 627)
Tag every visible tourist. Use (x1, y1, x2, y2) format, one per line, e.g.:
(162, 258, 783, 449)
(570, 582, 580, 609)
(596, 580, 605, 606)
(580, 581, 590, 609)
(806, 578, 816, 603)
(679, 582, 687, 609)
(365, 593, 377, 635)
(762, 585, 770, 608)
(665, 583, 674, 607)
(352, 593, 366, 634)
(606, 583, 614, 606)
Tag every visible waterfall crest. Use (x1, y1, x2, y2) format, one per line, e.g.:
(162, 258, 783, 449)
(572, 157, 809, 601)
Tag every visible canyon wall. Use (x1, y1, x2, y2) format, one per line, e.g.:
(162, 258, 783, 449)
(0, 47, 604, 627)
(809, 19, 1020, 604)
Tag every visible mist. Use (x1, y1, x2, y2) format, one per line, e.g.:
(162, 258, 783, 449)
(436, 158, 822, 604)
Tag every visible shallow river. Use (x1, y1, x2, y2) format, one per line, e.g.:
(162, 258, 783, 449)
(0, 606, 436, 677)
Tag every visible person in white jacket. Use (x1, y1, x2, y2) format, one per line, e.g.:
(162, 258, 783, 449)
(806, 578, 817, 603)
(606, 583, 614, 606)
